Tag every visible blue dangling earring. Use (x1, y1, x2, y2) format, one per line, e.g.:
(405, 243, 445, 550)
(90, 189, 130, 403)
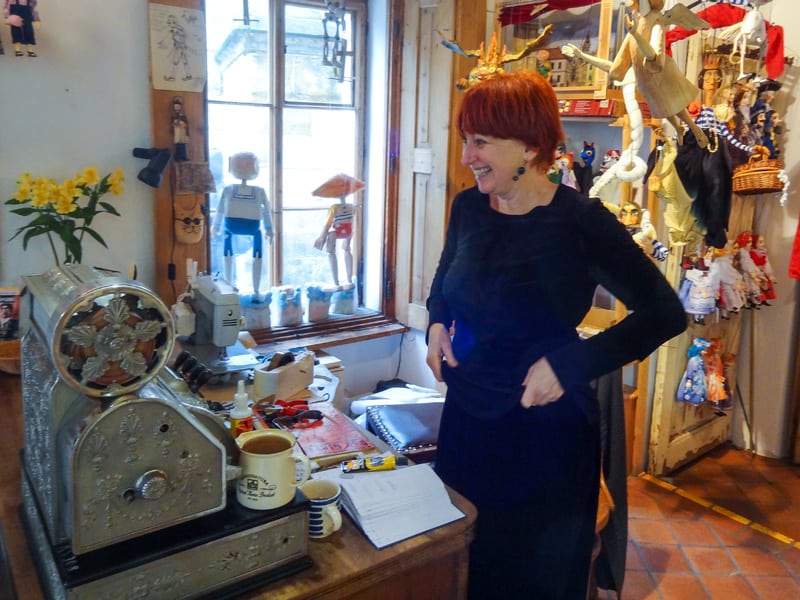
(512, 165, 526, 181)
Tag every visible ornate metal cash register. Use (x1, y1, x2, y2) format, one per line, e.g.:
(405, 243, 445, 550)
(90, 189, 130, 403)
(19, 265, 310, 600)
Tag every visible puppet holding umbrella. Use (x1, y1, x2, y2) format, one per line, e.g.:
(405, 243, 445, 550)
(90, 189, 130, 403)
(312, 173, 365, 290)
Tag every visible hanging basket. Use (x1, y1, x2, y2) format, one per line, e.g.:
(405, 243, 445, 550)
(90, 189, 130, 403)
(732, 156, 785, 196)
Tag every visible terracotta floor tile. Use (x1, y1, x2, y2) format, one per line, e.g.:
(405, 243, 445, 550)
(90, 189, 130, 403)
(626, 541, 646, 571)
(654, 494, 709, 520)
(626, 448, 800, 600)
(629, 519, 677, 545)
(683, 546, 738, 575)
(728, 546, 790, 576)
(620, 571, 660, 600)
(653, 573, 710, 599)
(668, 520, 721, 547)
(636, 543, 693, 574)
(745, 574, 800, 598)
(628, 488, 667, 520)
(700, 575, 760, 600)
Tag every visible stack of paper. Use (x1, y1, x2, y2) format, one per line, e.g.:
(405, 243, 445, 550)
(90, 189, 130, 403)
(313, 463, 465, 549)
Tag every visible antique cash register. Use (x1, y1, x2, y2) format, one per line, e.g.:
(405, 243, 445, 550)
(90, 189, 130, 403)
(19, 265, 310, 600)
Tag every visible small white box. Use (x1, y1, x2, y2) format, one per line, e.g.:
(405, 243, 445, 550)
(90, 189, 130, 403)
(253, 351, 315, 400)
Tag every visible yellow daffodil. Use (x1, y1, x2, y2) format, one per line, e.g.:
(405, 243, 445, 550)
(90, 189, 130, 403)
(5, 166, 125, 266)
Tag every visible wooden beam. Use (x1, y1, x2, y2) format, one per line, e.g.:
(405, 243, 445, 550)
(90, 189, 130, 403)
(147, 0, 208, 306)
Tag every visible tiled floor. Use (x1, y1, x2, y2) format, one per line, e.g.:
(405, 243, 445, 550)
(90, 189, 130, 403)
(599, 443, 800, 599)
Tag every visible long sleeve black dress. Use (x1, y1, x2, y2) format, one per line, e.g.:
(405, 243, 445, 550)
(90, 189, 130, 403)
(427, 184, 685, 599)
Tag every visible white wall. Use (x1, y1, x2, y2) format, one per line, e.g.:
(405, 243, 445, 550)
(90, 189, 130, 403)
(2, 1, 799, 457)
(0, 1, 156, 286)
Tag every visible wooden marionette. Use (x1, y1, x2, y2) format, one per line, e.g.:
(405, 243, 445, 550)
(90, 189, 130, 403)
(312, 173, 365, 290)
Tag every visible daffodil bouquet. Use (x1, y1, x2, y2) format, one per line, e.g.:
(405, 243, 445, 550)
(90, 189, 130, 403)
(5, 167, 125, 266)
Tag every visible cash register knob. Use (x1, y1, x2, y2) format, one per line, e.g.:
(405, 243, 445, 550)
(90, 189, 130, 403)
(135, 469, 169, 500)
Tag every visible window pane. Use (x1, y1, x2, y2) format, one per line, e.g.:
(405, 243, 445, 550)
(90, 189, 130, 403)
(285, 4, 354, 105)
(207, 1, 272, 104)
(282, 107, 356, 208)
(282, 105, 357, 288)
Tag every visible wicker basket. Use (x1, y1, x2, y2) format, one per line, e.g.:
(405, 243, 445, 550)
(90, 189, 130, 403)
(0, 339, 21, 375)
(732, 156, 785, 196)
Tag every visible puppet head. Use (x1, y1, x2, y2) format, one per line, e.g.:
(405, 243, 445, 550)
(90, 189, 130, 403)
(580, 141, 595, 167)
(229, 152, 259, 182)
(599, 149, 621, 173)
(736, 231, 753, 250)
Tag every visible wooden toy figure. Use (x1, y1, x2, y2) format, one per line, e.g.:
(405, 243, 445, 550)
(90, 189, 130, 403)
(735, 231, 766, 308)
(312, 173, 365, 290)
(212, 152, 273, 302)
(713, 241, 746, 318)
(4, 0, 39, 57)
(562, 0, 710, 147)
(171, 96, 190, 161)
(750, 233, 777, 303)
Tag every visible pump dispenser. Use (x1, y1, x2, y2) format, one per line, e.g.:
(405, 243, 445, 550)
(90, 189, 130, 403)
(228, 379, 254, 438)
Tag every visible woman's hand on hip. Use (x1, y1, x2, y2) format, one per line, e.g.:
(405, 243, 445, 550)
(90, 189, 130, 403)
(426, 322, 458, 382)
(520, 357, 564, 408)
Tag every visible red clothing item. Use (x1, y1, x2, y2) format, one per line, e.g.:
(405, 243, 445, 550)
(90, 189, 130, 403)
(664, 4, 785, 80)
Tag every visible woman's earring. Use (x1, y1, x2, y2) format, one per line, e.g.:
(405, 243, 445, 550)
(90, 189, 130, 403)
(512, 165, 526, 181)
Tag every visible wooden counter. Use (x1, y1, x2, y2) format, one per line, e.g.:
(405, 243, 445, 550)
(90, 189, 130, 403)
(0, 372, 476, 600)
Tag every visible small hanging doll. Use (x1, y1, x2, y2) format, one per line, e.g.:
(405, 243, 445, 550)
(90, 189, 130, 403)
(749, 233, 777, 303)
(679, 247, 718, 323)
(713, 241, 746, 318)
(702, 338, 729, 411)
(677, 337, 712, 406)
(735, 231, 766, 308)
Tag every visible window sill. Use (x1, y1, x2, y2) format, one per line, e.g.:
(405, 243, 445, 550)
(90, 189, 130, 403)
(249, 312, 407, 354)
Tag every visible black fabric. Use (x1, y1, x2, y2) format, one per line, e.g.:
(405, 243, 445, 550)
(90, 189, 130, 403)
(427, 184, 686, 419)
(592, 369, 628, 594)
(673, 129, 733, 249)
(435, 396, 600, 600)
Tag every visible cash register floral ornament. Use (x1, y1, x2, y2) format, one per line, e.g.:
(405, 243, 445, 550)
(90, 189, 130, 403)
(5, 166, 125, 266)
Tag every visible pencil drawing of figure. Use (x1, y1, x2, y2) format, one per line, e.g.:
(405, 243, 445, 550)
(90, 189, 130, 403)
(160, 14, 192, 82)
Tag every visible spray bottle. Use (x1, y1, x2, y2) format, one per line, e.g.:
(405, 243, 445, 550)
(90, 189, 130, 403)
(228, 380, 254, 438)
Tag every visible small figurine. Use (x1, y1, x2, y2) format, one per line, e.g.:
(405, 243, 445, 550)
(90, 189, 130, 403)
(749, 233, 777, 303)
(573, 140, 596, 195)
(713, 241, 746, 318)
(0, 301, 19, 340)
(679, 247, 718, 324)
(171, 96, 190, 161)
(312, 173, 365, 290)
(211, 152, 273, 302)
(735, 231, 766, 308)
(677, 337, 712, 405)
(435, 26, 552, 90)
(555, 152, 578, 190)
(4, 0, 39, 57)
(274, 285, 302, 326)
(536, 49, 552, 80)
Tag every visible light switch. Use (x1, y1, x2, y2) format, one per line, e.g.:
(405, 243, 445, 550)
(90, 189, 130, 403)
(413, 147, 433, 174)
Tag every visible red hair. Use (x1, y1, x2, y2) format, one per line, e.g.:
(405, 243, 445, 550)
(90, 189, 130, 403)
(456, 71, 563, 172)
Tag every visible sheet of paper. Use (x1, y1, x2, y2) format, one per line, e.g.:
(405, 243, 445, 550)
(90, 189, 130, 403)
(313, 464, 465, 549)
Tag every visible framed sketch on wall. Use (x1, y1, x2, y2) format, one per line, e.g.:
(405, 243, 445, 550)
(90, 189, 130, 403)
(498, 0, 624, 99)
(149, 3, 207, 93)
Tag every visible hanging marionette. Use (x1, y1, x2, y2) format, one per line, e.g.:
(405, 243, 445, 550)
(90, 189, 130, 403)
(749, 233, 777, 303)
(679, 247, 719, 324)
(677, 337, 713, 406)
(713, 240, 747, 318)
(735, 231, 767, 308)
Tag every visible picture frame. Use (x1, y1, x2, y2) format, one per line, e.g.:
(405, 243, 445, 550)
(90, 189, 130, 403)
(498, 0, 624, 100)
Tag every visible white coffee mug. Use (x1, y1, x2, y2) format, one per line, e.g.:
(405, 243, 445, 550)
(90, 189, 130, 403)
(299, 479, 343, 540)
(236, 429, 311, 510)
